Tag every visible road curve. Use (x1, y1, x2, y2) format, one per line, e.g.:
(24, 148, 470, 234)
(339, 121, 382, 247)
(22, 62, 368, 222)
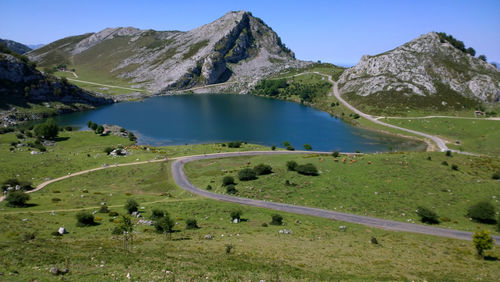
(171, 151, 499, 244)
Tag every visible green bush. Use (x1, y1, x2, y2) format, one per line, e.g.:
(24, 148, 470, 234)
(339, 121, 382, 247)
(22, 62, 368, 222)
(227, 141, 242, 148)
(230, 210, 242, 221)
(104, 147, 114, 155)
(416, 206, 440, 224)
(303, 144, 312, 150)
(150, 209, 165, 220)
(34, 118, 58, 140)
(254, 164, 273, 175)
(154, 215, 175, 234)
(98, 205, 110, 213)
(226, 185, 238, 194)
(124, 199, 139, 214)
(270, 214, 283, 225)
(222, 176, 235, 186)
(286, 160, 298, 171)
(492, 172, 500, 180)
(238, 168, 257, 181)
(286, 145, 295, 151)
(473, 230, 493, 257)
(271, 145, 276, 150)
(445, 150, 452, 157)
(332, 151, 340, 158)
(96, 125, 104, 135)
(451, 164, 459, 171)
(206, 185, 212, 190)
(186, 219, 199, 229)
(5, 191, 30, 207)
(1, 179, 33, 192)
(467, 201, 497, 224)
(296, 163, 319, 176)
(108, 211, 119, 217)
(76, 212, 96, 227)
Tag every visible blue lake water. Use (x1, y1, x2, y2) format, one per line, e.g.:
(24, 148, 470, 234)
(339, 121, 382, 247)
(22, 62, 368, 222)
(53, 94, 425, 152)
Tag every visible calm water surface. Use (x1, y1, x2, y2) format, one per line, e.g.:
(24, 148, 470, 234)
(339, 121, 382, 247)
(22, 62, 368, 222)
(54, 94, 424, 152)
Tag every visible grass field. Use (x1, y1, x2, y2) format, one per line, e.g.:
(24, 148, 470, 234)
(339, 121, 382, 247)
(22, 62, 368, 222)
(185, 152, 500, 234)
(1, 160, 499, 280)
(382, 117, 500, 156)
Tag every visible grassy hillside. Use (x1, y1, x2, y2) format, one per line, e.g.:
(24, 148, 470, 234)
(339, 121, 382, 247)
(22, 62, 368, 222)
(185, 152, 500, 234)
(382, 117, 500, 156)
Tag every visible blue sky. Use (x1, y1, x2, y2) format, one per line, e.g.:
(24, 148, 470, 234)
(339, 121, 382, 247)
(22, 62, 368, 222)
(1, 0, 499, 66)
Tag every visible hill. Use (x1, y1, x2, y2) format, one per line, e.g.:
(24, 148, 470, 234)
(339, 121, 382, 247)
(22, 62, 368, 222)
(0, 38, 32, 54)
(28, 11, 309, 94)
(338, 32, 500, 115)
(0, 44, 112, 127)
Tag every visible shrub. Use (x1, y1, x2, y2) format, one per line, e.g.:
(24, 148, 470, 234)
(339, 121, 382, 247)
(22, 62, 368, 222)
(104, 147, 114, 155)
(286, 160, 298, 171)
(238, 168, 257, 181)
(34, 118, 58, 140)
(226, 185, 238, 194)
(296, 163, 319, 176)
(270, 214, 283, 225)
(128, 132, 137, 141)
(451, 164, 459, 171)
(124, 199, 139, 214)
(154, 215, 175, 234)
(254, 164, 273, 175)
(283, 141, 291, 147)
(96, 125, 104, 135)
(473, 230, 494, 257)
(492, 172, 500, 180)
(303, 144, 312, 150)
(286, 145, 295, 151)
(206, 185, 212, 190)
(271, 145, 276, 150)
(108, 211, 119, 217)
(230, 210, 242, 221)
(186, 219, 199, 229)
(51, 198, 61, 203)
(445, 150, 452, 157)
(467, 201, 497, 224)
(2, 179, 33, 192)
(416, 206, 440, 224)
(150, 209, 165, 220)
(98, 205, 110, 213)
(332, 151, 340, 158)
(227, 141, 242, 148)
(76, 212, 96, 227)
(261, 223, 268, 227)
(222, 176, 235, 186)
(5, 191, 30, 207)
(441, 161, 448, 166)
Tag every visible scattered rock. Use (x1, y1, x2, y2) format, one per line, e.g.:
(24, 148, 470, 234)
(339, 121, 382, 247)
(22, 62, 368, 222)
(137, 219, 153, 225)
(49, 267, 59, 275)
(339, 225, 346, 231)
(204, 234, 214, 240)
(58, 227, 67, 235)
(279, 229, 292, 234)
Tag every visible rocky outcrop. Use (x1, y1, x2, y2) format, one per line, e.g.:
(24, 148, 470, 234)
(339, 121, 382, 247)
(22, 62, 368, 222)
(338, 32, 500, 112)
(0, 51, 113, 126)
(0, 38, 32, 54)
(28, 11, 309, 94)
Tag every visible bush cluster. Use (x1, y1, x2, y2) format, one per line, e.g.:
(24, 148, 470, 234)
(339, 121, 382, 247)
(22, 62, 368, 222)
(416, 206, 440, 224)
(238, 168, 257, 181)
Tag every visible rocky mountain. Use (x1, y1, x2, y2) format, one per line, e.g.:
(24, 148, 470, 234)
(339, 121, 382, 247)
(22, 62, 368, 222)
(338, 32, 500, 114)
(0, 38, 32, 54)
(28, 11, 308, 94)
(0, 45, 112, 126)
(27, 44, 44, 50)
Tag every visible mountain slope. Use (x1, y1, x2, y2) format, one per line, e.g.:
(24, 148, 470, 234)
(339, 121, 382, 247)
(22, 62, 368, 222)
(0, 44, 112, 126)
(0, 38, 32, 54)
(28, 11, 308, 94)
(338, 32, 500, 115)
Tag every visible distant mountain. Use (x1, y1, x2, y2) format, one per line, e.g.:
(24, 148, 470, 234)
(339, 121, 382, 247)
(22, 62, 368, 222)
(28, 11, 309, 94)
(27, 43, 45, 50)
(0, 38, 32, 54)
(338, 32, 500, 114)
(0, 45, 112, 126)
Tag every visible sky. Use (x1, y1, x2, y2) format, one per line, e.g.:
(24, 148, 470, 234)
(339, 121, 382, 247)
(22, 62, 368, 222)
(1, 0, 499, 66)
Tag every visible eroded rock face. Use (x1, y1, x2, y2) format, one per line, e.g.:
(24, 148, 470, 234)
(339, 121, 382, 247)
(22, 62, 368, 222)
(338, 32, 500, 106)
(28, 11, 308, 94)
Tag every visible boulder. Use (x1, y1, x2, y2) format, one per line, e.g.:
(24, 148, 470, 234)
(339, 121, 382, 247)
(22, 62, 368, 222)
(58, 227, 67, 235)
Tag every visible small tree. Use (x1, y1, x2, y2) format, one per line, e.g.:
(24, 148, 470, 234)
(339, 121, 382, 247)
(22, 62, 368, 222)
(254, 164, 273, 175)
(34, 118, 58, 140)
(104, 147, 114, 155)
(155, 215, 175, 239)
(270, 214, 283, 225)
(238, 168, 257, 181)
(222, 176, 235, 186)
(186, 218, 199, 229)
(467, 201, 497, 224)
(303, 144, 312, 150)
(230, 210, 242, 221)
(5, 191, 30, 207)
(473, 230, 494, 258)
(226, 184, 238, 194)
(150, 209, 165, 220)
(492, 172, 500, 180)
(76, 211, 96, 227)
(124, 199, 139, 214)
(96, 125, 104, 135)
(332, 151, 340, 158)
(478, 55, 487, 62)
(296, 163, 319, 176)
(445, 150, 452, 157)
(416, 206, 440, 224)
(286, 160, 298, 171)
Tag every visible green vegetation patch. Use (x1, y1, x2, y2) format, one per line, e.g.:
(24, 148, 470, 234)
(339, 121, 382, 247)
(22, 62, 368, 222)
(183, 40, 209, 60)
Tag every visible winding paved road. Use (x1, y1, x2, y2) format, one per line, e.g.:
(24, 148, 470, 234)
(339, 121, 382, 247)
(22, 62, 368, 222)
(171, 150, 500, 244)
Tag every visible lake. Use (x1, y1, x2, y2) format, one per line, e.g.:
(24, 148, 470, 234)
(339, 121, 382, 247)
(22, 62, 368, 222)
(53, 94, 425, 152)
